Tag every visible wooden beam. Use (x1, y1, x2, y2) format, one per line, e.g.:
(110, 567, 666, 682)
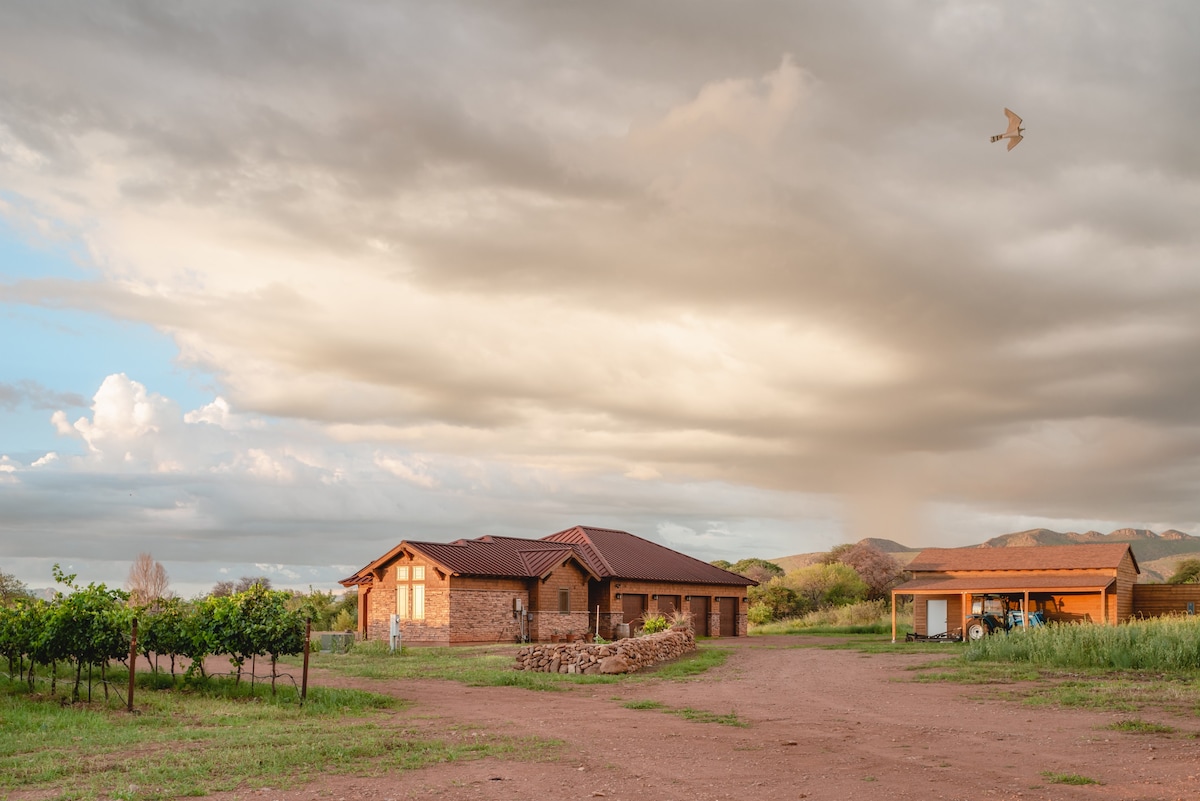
(961, 593, 969, 641)
(890, 592, 897, 643)
(1023, 591, 1029, 629)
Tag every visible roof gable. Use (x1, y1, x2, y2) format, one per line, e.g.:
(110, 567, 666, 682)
(907, 543, 1138, 574)
(340, 535, 598, 584)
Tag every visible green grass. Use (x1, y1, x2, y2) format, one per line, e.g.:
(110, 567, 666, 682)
(622, 699, 667, 710)
(295, 640, 728, 689)
(622, 698, 747, 727)
(1104, 719, 1176, 734)
(0, 670, 556, 801)
(964, 616, 1200, 671)
(670, 707, 747, 727)
(1041, 771, 1100, 785)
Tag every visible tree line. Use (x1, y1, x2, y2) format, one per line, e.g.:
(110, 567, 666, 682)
(716, 543, 908, 625)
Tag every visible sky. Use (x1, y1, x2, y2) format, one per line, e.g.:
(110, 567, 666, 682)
(3, 1, 1200, 598)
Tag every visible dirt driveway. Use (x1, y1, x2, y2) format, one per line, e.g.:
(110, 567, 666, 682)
(212, 636, 1199, 801)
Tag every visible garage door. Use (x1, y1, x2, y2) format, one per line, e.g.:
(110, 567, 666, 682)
(657, 594, 681, 618)
(689, 596, 710, 636)
(718, 597, 738, 637)
(622, 593, 647, 630)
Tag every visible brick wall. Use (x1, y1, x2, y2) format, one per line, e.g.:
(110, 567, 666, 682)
(447, 585, 527, 644)
(530, 561, 592, 642)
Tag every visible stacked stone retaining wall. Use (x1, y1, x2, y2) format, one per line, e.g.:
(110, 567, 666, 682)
(515, 628, 695, 674)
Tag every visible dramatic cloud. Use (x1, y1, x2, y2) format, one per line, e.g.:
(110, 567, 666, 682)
(2, 1, 1199, 592)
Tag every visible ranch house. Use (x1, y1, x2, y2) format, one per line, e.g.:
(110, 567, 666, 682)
(340, 525, 756, 645)
(891, 542, 1141, 642)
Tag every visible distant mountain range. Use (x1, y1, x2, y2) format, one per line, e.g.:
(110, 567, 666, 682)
(773, 528, 1200, 583)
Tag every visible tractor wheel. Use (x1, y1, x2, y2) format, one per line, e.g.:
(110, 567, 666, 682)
(967, 621, 987, 641)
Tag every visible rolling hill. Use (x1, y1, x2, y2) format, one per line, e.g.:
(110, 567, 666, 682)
(772, 528, 1200, 583)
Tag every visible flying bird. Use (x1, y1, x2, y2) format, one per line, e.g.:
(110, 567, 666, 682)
(990, 108, 1024, 151)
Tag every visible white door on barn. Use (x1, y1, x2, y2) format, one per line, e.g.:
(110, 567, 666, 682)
(927, 599, 947, 636)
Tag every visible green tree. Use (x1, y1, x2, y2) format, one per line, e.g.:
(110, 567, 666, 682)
(729, 558, 785, 584)
(47, 564, 134, 700)
(1167, 558, 1200, 584)
(785, 563, 869, 610)
(821, 543, 904, 600)
(1, 569, 32, 606)
(747, 579, 808, 623)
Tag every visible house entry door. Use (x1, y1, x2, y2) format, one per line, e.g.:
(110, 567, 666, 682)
(927, 599, 948, 636)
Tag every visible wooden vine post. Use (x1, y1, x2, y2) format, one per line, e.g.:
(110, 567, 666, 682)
(127, 617, 138, 712)
(300, 618, 312, 706)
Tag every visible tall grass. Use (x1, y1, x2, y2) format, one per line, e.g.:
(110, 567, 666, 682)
(965, 615, 1200, 671)
(751, 599, 911, 636)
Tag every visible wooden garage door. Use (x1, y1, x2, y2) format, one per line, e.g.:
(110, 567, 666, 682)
(689, 595, 709, 636)
(657, 594, 681, 618)
(622, 593, 647, 629)
(718, 596, 738, 637)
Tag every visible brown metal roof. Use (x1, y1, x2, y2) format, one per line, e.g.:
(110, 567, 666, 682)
(340, 525, 754, 587)
(543, 525, 756, 586)
(894, 574, 1117, 594)
(338, 535, 598, 584)
(906, 543, 1137, 574)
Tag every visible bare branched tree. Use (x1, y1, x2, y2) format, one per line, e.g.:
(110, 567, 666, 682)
(235, 575, 272, 593)
(126, 552, 172, 607)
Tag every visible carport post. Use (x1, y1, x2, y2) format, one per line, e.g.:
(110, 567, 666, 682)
(961, 593, 969, 642)
(890, 592, 896, 643)
(1023, 591, 1030, 629)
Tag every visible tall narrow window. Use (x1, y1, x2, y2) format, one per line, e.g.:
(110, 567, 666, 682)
(558, 588, 570, 614)
(396, 587, 408, 619)
(412, 584, 425, 620)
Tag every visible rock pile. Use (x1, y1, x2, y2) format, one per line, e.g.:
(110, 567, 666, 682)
(515, 628, 695, 674)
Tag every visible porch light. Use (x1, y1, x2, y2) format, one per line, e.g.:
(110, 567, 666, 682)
(615, 593, 622, 600)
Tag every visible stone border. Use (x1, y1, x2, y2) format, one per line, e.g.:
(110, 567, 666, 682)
(515, 628, 695, 674)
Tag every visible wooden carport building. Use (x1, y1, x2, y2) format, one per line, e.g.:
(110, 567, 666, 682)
(891, 543, 1140, 642)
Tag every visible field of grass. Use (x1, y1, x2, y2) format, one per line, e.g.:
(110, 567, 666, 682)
(891, 617, 1200, 717)
(963, 615, 1200, 671)
(1, 639, 727, 800)
(294, 639, 730, 688)
(0, 670, 554, 801)
(750, 599, 912, 636)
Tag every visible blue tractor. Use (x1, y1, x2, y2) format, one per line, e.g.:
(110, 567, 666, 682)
(965, 595, 1045, 640)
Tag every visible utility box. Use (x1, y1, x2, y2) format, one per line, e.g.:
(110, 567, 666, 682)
(389, 614, 402, 652)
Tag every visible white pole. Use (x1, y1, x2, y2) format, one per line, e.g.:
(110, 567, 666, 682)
(595, 605, 600, 641)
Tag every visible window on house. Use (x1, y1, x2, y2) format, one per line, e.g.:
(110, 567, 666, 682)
(413, 565, 425, 581)
(396, 566, 409, 581)
(558, 588, 570, 614)
(396, 587, 408, 619)
(412, 584, 425, 620)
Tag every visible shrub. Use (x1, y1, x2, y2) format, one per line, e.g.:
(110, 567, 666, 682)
(640, 613, 670, 635)
(748, 579, 808, 622)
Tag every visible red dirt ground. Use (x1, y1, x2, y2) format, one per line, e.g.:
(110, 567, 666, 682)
(46, 638, 1200, 800)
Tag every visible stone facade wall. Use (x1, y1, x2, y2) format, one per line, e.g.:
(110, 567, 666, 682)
(514, 628, 695, 674)
(448, 585, 528, 644)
